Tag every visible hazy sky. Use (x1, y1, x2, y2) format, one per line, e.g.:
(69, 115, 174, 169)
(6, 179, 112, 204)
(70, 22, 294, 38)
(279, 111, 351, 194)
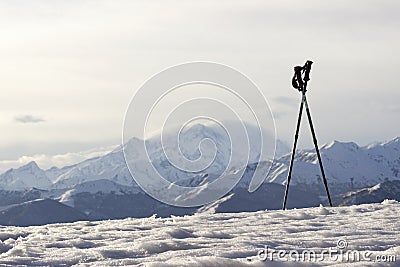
(1, 0, 399, 170)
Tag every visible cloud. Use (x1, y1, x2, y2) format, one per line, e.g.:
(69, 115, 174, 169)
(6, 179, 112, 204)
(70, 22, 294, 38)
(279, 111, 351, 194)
(273, 96, 299, 107)
(14, 114, 45, 124)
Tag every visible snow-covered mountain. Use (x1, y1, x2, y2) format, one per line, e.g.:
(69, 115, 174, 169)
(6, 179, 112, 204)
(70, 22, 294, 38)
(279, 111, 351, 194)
(267, 137, 400, 191)
(0, 129, 399, 225)
(0, 161, 52, 190)
(339, 180, 400, 206)
(51, 149, 134, 189)
(0, 121, 275, 191)
(0, 123, 399, 196)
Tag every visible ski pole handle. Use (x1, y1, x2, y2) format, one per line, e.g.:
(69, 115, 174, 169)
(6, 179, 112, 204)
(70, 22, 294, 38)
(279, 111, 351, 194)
(303, 60, 313, 82)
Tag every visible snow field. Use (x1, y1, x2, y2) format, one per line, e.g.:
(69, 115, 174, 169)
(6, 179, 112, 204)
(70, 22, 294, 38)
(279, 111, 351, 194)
(0, 201, 398, 266)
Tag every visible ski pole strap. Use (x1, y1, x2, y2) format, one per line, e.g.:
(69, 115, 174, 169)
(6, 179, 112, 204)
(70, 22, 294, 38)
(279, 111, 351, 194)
(291, 60, 313, 92)
(292, 66, 304, 91)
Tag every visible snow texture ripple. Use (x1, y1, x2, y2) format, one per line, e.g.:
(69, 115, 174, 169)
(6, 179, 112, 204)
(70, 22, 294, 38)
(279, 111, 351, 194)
(0, 201, 398, 266)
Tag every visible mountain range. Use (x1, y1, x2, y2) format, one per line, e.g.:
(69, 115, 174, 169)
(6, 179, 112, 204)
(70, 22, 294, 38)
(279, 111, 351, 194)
(339, 179, 400, 206)
(0, 122, 399, 225)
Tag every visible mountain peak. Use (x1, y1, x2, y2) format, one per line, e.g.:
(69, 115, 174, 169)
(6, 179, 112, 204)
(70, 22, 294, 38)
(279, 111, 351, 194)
(367, 136, 400, 150)
(27, 161, 38, 166)
(391, 136, 400, 142)
(18, 161, 42, 171)
(322, 140, 359, 151)
(382, 136, 400, 147)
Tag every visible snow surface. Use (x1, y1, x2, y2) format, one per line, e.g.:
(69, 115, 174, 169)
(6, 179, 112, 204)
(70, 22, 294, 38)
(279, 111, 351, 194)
(0, 201, 398, 266)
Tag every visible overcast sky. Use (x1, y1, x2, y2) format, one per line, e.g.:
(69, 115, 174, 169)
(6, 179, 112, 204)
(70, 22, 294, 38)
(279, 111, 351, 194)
(1, 0, 399, 171)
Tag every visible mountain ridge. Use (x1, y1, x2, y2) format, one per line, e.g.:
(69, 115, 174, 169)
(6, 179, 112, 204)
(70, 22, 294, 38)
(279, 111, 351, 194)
(0, 123, 399, 194)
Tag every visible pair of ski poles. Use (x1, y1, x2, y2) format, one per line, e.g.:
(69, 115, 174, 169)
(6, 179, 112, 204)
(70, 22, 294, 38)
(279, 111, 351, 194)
(283, 60, 333, 210)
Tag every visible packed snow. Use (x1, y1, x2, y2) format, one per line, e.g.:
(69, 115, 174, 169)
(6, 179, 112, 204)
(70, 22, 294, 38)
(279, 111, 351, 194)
(0, 201, 398, 266)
